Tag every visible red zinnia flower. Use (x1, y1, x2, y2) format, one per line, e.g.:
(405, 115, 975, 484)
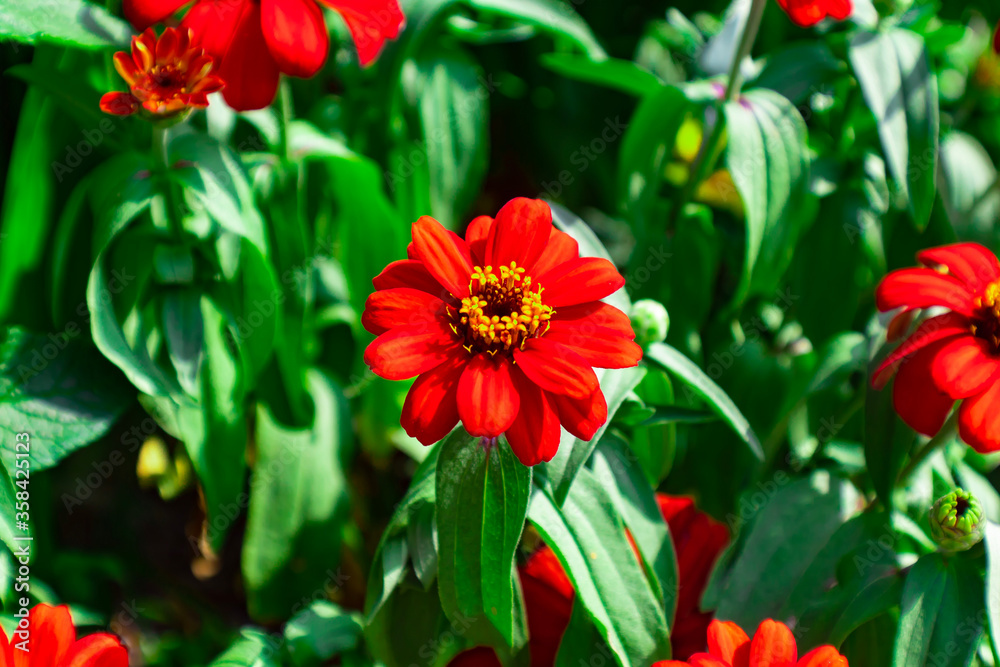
(362, 198, 642, 467)
(658, 495, 730, 660)
(123, 0, 405, 111)
(776, 0, 851, 27)
(654, 619, 847, 667)
(100, 27, 223, 117)
(1, 603, 129, 666)
(873, 243, 1000, 453)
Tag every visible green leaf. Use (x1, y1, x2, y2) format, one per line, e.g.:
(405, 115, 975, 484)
(0, 460, 28, 555)
(829, 573, 905, 647)
(207, 629, 280, 667)
(243, 370, 350, 621)
(548, 202, 630, 312)
(938, 130, 1000, 245)
(436, 432, 531, 647)
(465, 0, 605, 58)
(715, 471, 859, 627)
(724, 89, 812, 301)
(0, 0, 131, 48)
(806, 332, 867, 395)
(892, 553, 947, 667)
(528, 470, 671, 666)
(554, 595, 611, 667)
(865, 326, 913, 511)
(850, 29, 939, 229)
(926, 559, 983, 667)
(0, 327, 132, 472)
(984, 522, 1000, 658)
(541, 53, 662, 97)
(644, 342, 763, 459)
(284, 601, 363, 666)
(545, 365, 646, 505)
(408, 500, 439, 590)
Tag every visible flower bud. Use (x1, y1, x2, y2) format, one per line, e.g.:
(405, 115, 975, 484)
(631, 299, 670, 347)
(930, 489, 985, 552)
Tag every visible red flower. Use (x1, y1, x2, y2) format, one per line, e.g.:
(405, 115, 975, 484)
(122, 0, 405, 111)
(100, 27, 223, 117)
(775, 0, 851, 27)
(362, 198, 642, 467)
(994, 21, 1000, 54)
(653, 619, 847, 667)
(658, 495, 730, 660)
(1, 603, 129, 666)
(873, 243, 1000, 453)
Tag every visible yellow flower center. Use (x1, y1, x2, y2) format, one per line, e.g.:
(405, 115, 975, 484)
(972, 280, 1000, 349)
(449, 262, 554, 356)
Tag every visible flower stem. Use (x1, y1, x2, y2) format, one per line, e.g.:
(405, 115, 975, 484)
(897, 412, 958, 483)
(152, 124, 184, 239)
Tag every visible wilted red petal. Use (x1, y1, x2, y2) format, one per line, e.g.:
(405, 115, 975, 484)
(549, 388, 607, 441)
(514, 338, 599, 398)
(457, 355, 519, 437)
(929, 335, 1000, 399)
(538, 257, 626, 308)
(546, 321, 643, 369)
(875, 267, 975, 316)
(958, 379, 1000, 454)
(401, 357, 464, 445)
(749, 620, 797, 667)
(372, 259, 450, 299)
(485, 197, 552, 273)
(464, 215, 493, 265)
(871, 312, 969, 389)
(707, 620, 751, 667)
(411, 216, 475, 298)
(364, 321, 459, 381)
(918, 242, 1000, 293)
(531, 228, 580, 277)
(796, 646, 848, 667)
(891, 340, 955, 437)
(362, 288, 449, 335)
(505, 369, 561, 466)
(261, 0, 330, 78)
(123, 0, 190, 29)
(62, 634, 129, 667)
(319, 0, 405, 65)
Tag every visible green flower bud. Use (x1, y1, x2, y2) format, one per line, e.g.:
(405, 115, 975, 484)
(930, 489, 985, 552)
(631, 299, 670, 347)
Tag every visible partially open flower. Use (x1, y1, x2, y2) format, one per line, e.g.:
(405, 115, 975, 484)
(930, 489, 985, 552)
(100, 27, 223, 120)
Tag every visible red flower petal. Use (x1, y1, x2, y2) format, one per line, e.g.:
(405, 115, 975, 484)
(261, 0, 329, 78)
(318, 0, 405, 66)
(871, 312, 969, 389)
(457, 355, 519, 437)
(826, 0, 852, 20)
(545, 321, 643, 369)
(62, 634, 129, 667)
(549, 388, 607, 441)
(465, 215, 493, 265)
(708, 620, 751, 667)
(689, 655, 735, 667)
(411, 216, 474, 299)
(513, 338, 599, 398)
(749, 619, 797, 667)
(531, 228, 580, 277)
(20, 605, 75, 666)
(777, 0, 824, 26)
(99, 91, 140, 116)
(184, 0, 281, 111)
(929, 335, 1000, 399)
(485, 198, 552, 273)
(892, 340, 955, 437)
(918, 243, 1000, 294)
(123, 0, 189, 30)
(520, 545, 574, 664)
(538, 257, 626, 308)
(875, 267, 976, 316)
(401, 357, 464, 445)
(653, 662, 701, 667)
(552, 302, 635, 339)
(796, 646, 847, 667)
(505, 369, 561, 465)
(364, 321, 460, 381)
(362, 288, 449, 335)
(958, 379, 1000, 453)
(372, 259, 450, 299)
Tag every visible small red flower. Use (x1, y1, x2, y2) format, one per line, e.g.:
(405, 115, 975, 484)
(122, 0, 405, 111)
(100, 27, 223, 118)
(653, 619, 848, 667)
(776, 0, 851, 27)
(1, 603, 129, 666)
(873, 243, 1000, 453)
(362, 198, 642, 467)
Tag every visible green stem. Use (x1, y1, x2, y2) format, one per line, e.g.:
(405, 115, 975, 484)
(152, 125, 184, 239)
(897, 412, 958, 483)
(670, 0, 767, 227)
